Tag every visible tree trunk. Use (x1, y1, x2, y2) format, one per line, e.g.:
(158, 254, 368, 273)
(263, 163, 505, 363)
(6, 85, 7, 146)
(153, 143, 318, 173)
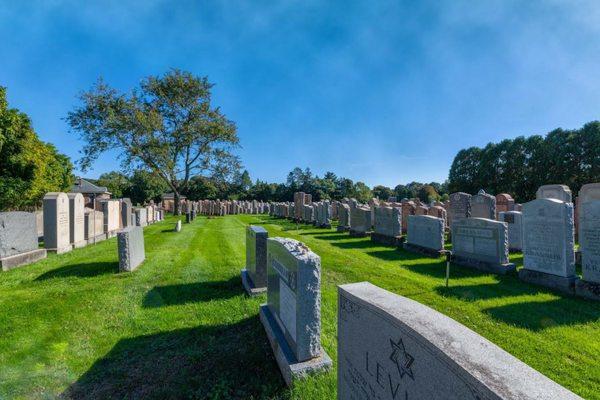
(174, 192, 181, 215)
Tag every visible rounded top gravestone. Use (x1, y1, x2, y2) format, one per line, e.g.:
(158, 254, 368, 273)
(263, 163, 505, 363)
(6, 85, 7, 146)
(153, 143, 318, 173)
(536, 184, 572, 203)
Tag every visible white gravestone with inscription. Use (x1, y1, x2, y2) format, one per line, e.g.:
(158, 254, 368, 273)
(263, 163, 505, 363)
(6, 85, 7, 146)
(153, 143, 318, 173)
(519, 198, 576, 294)
(259, 237, 331, 386)
(337, 282, 582, 400)
(43, 192, 72, 254)
(451, 218, 514, 274)
(403, 215, 446, 257)
(67, 193, 86, 248)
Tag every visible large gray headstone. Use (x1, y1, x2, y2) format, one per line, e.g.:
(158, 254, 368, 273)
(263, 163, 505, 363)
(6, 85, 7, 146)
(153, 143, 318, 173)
(578, 201, 600, 284)
(120, 198, 133, 227)
(135, 208, 148, 227)
(522, 198, 575, 277)
(43, 192, 72, 254)
(117, 226, 145, 272)
(451, 218, 513, 274)
(242, 225, 268, 295)
(337, 282, 582, 400)
(373, 206, 402, 237)
(67, 193, 86, 248)
(260, 237, 331, 385)
(338, 203, 351, 230)
(350, 206, 371, 235)
(536, 184, 572, 203)
(0, 211, 48, 271)
(406, 215, 444, 252)
(470, 190, 496, 220)
(498, 211, 523, 251)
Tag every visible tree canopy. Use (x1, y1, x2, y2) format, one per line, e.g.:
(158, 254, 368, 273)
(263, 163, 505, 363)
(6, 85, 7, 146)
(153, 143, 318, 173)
(0, 86, 73, 211)
(66, 69, 239, 213)
(447, 121, 600, 202)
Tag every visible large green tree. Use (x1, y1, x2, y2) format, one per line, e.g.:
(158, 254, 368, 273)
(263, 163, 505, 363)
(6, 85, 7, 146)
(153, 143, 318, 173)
(66, 69, 239, 214)
(0, 87, 73, 210)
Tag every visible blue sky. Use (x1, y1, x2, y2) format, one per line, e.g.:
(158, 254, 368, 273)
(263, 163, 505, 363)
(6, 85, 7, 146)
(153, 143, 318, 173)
(2, 1, 600, 187)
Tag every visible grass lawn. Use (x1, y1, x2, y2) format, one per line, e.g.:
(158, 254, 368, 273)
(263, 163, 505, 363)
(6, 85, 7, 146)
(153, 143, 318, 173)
(1, 214, 599, 399)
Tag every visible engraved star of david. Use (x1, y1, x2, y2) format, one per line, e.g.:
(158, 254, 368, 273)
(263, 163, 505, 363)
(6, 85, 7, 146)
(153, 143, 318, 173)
(389, 337, 415, 380)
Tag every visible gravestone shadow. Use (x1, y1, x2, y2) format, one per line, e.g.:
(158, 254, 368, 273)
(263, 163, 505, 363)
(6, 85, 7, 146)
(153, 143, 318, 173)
(35, 261, 119, 280)
(436, 278, 539, 301)
(483, 298, 600, 331)
(61, 316, 284, 399)
(143, 276, 242, 308)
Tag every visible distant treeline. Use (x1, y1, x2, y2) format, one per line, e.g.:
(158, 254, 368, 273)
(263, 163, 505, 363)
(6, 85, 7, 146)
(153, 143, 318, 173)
(448, 121, 600, 203)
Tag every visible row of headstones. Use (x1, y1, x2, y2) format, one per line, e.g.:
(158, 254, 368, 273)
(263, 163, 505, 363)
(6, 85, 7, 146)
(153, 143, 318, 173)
(0, 192, 161, 271)
(239, 225, 580, 398)
(190, 199, 271, 216)
(284, 187, 600, 301)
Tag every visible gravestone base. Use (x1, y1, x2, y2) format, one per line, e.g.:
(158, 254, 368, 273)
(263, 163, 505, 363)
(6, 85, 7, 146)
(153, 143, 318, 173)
(47, 244, 72, 254)
(336, 225, 349, 232)
(72, 240, 87, 249)
(518, 269, 577, 295)
(403, 242, 448, 258)
(259, 304, 332, 386)
(452, 254, 516, 275)
(370, 232, 403, 247)
(317, 223, 332, 229)
(1, 249, 47, 271)
(575, 279, 600, 301)
(348, 229, 369, 238)
(240, 269, 266, 296)
(86, 234, 106, 245)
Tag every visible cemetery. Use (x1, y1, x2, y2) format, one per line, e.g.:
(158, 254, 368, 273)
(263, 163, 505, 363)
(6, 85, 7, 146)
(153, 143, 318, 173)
(1, 185, 600, 399)
(2, 4, 600, 398)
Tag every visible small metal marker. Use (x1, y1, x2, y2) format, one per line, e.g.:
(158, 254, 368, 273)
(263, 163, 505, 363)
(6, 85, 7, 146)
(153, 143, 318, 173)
(445, 251, 452, 288)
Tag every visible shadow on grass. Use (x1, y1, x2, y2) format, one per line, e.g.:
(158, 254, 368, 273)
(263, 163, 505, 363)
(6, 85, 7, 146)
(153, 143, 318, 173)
(61, 316, 284, 400)
(35, 261, 118, 280)
(143, 276, 242, 308)
(483, 298, 600, 331)
(436, 277, 540, 301)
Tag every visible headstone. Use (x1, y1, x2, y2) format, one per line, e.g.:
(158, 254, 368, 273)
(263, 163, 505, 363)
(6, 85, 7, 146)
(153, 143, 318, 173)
(135, 208, 147, 227)
(495, 193, 515, 218)
(117, 226, 145, 272)
(470, 190, 496, 220)
(84, 208, 105, 244)
(67, 193, 86, 248)
(294, 192, 306, 220)
(259, 238, 332, 385)
(43, 192, 72, 254)
(241, 225, 268, 295)
(401, 201, 415, 233)
(101, 200, 120, 237)
(337, 203, 351, 232)
(175, 220, 182, 232)
(120, 198, 133, 228)
(371, 206, 402, 246)
(403, 215, 445, 257)
(447, 192, 471, 227)
(451, 218, 514, 274)
(575, 183, 600, 300)
(0, 212, 47, 271)
(350, 206, 371, 237)
(498, 211, 522, 251)
(518, 198, 576, 294)
(536, 184, 572, 203)
(337, 282, 582, 400)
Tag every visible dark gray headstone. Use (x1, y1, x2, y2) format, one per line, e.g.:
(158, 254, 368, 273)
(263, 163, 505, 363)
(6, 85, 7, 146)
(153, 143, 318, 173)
(117, 226, 145, 272)
(448, 192, 471, 226)
(337, 282, 582, 400)
(241, 225, 268, 295)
